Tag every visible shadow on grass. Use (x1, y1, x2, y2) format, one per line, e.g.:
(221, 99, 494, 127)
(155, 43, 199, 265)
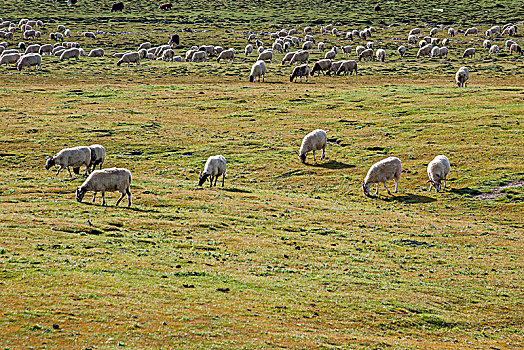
(372, 193, 436, 203)
(310, 160, 355, 170)
(223, 187, 252, 194)
(450, 187, 482, 196)
(80, 202, 159, 213)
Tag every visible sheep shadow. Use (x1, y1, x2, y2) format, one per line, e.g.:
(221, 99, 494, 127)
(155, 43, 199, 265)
(310, 160, 354, 170)
(450, 187, 482, 197)
(79, 202, 159, 213)
(222, 188, 252, 194)
(376, 193, 436, 204)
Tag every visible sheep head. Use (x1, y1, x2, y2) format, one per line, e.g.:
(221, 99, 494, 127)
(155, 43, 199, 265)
(298, 152, 306, 164)
(198, 172, 209, 186)
(248, 75, 254, 82)
(362, 182, 371, 196)
(45, 157, 55, 170)
(76, 187, 86, 202)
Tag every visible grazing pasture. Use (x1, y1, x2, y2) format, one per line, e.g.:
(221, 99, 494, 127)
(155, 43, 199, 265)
(0, 0, 523, 348)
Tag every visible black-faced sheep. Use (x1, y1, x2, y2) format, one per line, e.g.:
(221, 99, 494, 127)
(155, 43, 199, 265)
(362, 157, 401, 196)
(298, 129, 327, 164)
(427, 155, 450, 192)
(198, 155, 227, 187)
(76, 168, 132, 207)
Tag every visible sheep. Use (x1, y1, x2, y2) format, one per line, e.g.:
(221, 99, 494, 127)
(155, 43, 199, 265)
(247, 33, 256, 41)
(198, 155, 227, 187)
(117, 51, 141, 66)
(64, 29, 71, 38)
(199, 45, 214, 56)
(18, 42, 26, 51)
(304, 26, 312, 34)
(0, 53, 21, 68)
(505, 40, 516, 50)
(25, 44, 40, 54)
(45, 146, 92, 177)
(17, 53, 42, 71)
(88, 48, 105, 57)
(510, 43, 522, 54)
(24, 29, 36, 39)
(327, 61, 343, 75)
(409, 28, 421, 36)
(169, 33, 180, 47)
(76, 168, 132, 207)
(355, 45, 365, 57)
(416, 44, 432, 58)
(88, 144, 106, 170)
(311, 59, 331, 76)
(59, 48, 80, 61)
(362, 157, 401, 196)
(376, 49, 385, 62)
(397, 45, 407, 57)
(248, 60, 266, 82)
(408, 34, 417, 44)
(257, 50, 273, 63)
(489, 45, 500, 56)
(84, 32, 96, 39)
(342, 45, 351, 56)
(358, 48, 373, 61)
(485, 29, 492, 38)
(483, 40, 491, 49)
(418, 39, 427, 48)
(302, 40, 313, 50)
(490, 25, 501, 34)
(217, 48, 235, 63)
(298, 129, 327, 164)
(155, 44, 171, 57)
(336, 60, 357, 75)
(185, 49, 196, 62)
(502, 26, 516, 36)
(255, 39, 263, 48)
(431, 46, 440, 58)
(448, 28, 456, 37)
(39, 44, 53, 55)
(244, 44, 253, 56)
(257, 46, 265, 55)
(464, 27, 478, 36)
(317, 42, 325, 52)
(161, 48, 174, 60)
(427, 155, 450, 192)
(289, 50, 309, 65)
(173, 56, 182, 62)
(324, 49, 336, 60)
(281, 51, 296, 65)
(332, 28, 338, 37)
(272, 42, 283, 53)
(442, 38, 450, 47)
(366, 41, 374, 49)
(325, 24, 333, 31)
(57, 24, 66, 32)
(290, 64, 310, 82)
(430, 27, 438, 36)
(455, 66, 469, 87)
(138, 42, 151, 51)
(430, 38, 439, 46)
(439, 46, 448, 58)
(463, 47, 475, 58)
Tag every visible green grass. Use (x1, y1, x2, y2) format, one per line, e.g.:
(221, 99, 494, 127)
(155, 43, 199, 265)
(0, 1, 523, 348)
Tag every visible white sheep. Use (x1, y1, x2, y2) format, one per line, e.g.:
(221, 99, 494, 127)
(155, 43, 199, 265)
(489, 45, 500, 56)
(161, 48, 175, 60)
(311, 59, 331, 76)
(490, 25, 501, 34)
(442, 38, 450, 47)
(431, 46, 440, 58)
(25, 44, 40, 54)
(117, 51, 141, 66)
(408, 34, 417, 44)
(317, 42, 325, 52)
(430, 38, 439, 46)
(455, 66, 469, 87)
(427, 155, 450, 192)
(409, 28, 421, 36)
(462, 47, 475, 58)
(483, 40, 491, 49)
(217, 48, 235, 62)
(57, 24, 66, 32)
(245, 44, 253, 56)
(336, 60, 357, 76)
(198, 155, 227, 187)
(397, 45, 406, 57)
(358, 48, 373, 61)
(64, 29, 71, 38)
(342, 45, 351, 56)
(248, 60, 266, 82)
(417, 44, 432, 58)
(355, 45, 365, 57)
(439, 46, 448, 58)
(45, 146, 92, 177)
(366, 41, 374, 49)
(464, 27, 478, 36)
(185, 49, 196, 62)
(324, 49, 336, 60)
(290, 64, 310, 82)
(84, 32, 96, 39)
(88, 48, 105, 57)
(39, 44, 53, 55)
(376, 49, 385, 62)
(76, 168, 132, 207)
(214, 46, 224, 55)
(301, 41, 313, 51)
(59, 47, 80, 61)
(505, 40, 516, 50)
(23, 29, 36, 39)
(173, 56, 182, 62)
(289, 50, 309, 65)
(298, 129, 326, 164)
(138, 42, 151, 51)
(88, 144, 106, 170)
(257, 50, 273, 62)
(430, 27, 438, 36)
(17, 53, 41, 71)
(272, 42, 283, 53)
(362, 156, 401, 196)
(0, 53, 21, 68)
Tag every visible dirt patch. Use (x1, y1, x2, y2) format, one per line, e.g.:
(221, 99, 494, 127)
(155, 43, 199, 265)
(475, 180, 524, 200)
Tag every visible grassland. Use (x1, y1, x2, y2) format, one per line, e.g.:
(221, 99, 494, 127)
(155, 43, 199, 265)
(1, 1, 523, 349)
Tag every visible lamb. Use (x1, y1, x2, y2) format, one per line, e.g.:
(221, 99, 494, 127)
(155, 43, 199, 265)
(464, 27, 478, 36)
(245, 44, 253, 56)
(59, 48, 81, 61)
(290, 64, 310, 82)
(376, 49, 385, 62)
(217, 48, 235, 62)
(39, 44, 53, 55)
(463, 47, 475, 58)
(117, 51, 140, 66)
(358, 48, 373, 61)
(76, 168, 132, 207)
(45, 146, 92, 177)
(455, 66, 469, 87)
(198, 155, 227, 187)
(289, 50, 309, 65)
(88, 48, 105, 57)
(17, 53, 42, 71)
(489, 45, 500, 56)
(416, 44, 432, 58)
(84, 32, 96, 39)
(298, 129, 327, 164)
(362, 156, 401, 196)
(311, 59, 331, 76)
(336, 60, 357, 75)
(0, 53, 21, 68)
(248, 60, 266, 82)
(257, 50, 273, 63)
(397, 45, 407, 57)
(88, 144, 106, 170)
(426, 155, 450, 192)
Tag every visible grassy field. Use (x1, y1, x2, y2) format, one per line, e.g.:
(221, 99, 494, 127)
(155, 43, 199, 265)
(1, 1, 524, 349)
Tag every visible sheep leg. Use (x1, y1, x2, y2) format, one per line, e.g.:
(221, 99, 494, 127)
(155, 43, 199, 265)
(374, 184, 379, 195)
(67, 167, 72, 177)
(321, 147, 325, 160)
(92, 192, 97, 202)
(56, 166, 64, 177)
(214, 176, 218, 187)
(312, 150, 316, 162)
(222, 173, 225, 187)
(209, 175, 214, 187)
(394, 179, 399, 193)
(126, 188, 131, 207)
(428, 182, 433, 192)
(384, 183, 391, 195)
(115, 191, 126, 206)
(101, 192, 106, 206)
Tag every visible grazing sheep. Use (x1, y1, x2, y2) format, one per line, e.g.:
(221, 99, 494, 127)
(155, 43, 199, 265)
(117, 51, 140, 66)
(257, 46, 265, 55)
(427, 155, 450, 192)
(455, 66, 469, 87)
(418, 39, 427, 48)
(199, 45, 214, 56)
(52, 46, 65, 55)
(185, 49, 196, 62)
(324, 49, 336, 60)
(408, 34, 417, 44)
(173, 56, 182, 62)
(76, 168, 132, 207)
(290, 64, 310, 82)
(198, 155, 227, 187)
(362, 157, 401, 196)
(489, 45, 500, 56)
(23, 29, 36, 39)
(302, 40, 313, 50)
(304, 26, 312, 34)
(431, 38, 439, 46)
(25, 44, 40, 54)
(336, 60, 357, 75)
(248, 60, 266, 82)
(161, 48, 175, 60)
(463, 47, 475, 58)
(169, 34, 179, 47)
(431, 46, 440, 58)
(217, 48, 235, 63)
(289, 50, 309, 65)
(111, 2, 124, 12)
(502, 25, 516, 36)
(355, 45, 365, 57)
(485, 29, 492, 38)
(510, 43, 522, 54)
(281, 51, 296, 65)
(138, 42, 151, 51)
(0, 53, 21, 68)
(255, 39, 263, 48)
(439, 47, 448, 58)
(409, 28, 421, 36)
(59, 48, 81, 61)
(464, 27, 478, 36)
(430, 27, 438, 36)
(17, 53, 42, 71)
(64, 29, 71, 38)
(366, 41, 374, 49)
(298, 129, 327, 164)
(45, 146, 92, 177)
(416, 44, 432, 58)
(448, 28, 456, 37)
(505, 40, 516, 50)
(257, 50, 273, 62)
(244, 44, 253, 57)
(39, 44, 53, 55)
(88, 144, 106, 170)
(84, 32, 96, 39)
(272, 42, 283, 53)
(342, 45, 351, 56)
(359, 30, 367, 40)
(311, 59, 331, 76)
(88, 48, 105, 57)
(358, 48, 373, 61)
(318, 42, 325, 51)
(490, 25, 501, 34)
(483, 40, 491, 49)
(442, 38, 450, 47)
(376, 48, 385, 62)
(397, 45, 407, 57)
